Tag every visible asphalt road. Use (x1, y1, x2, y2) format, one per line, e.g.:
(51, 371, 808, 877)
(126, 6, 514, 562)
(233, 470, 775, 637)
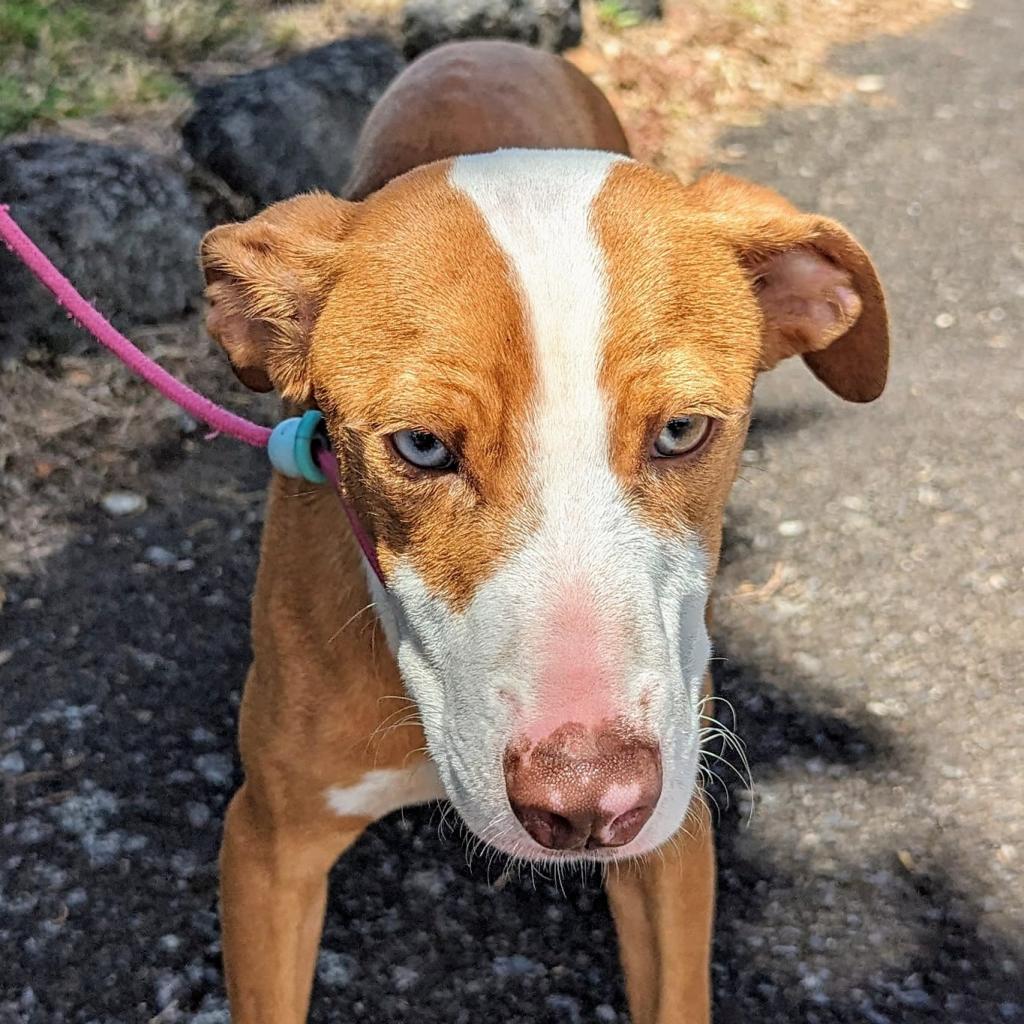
(1, 1, 1021, 1021)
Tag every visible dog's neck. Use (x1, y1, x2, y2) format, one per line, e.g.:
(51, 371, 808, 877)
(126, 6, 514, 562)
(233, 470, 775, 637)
(249, 474, 419, 761)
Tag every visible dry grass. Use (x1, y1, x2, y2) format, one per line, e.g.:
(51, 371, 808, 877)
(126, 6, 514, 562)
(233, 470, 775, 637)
(2, 0, 960, 153)
(0, 318, 276, 576)
(568, 0, 964, 177)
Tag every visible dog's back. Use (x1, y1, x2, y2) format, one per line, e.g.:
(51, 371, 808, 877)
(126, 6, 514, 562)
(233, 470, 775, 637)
(344, 40, 630, 200)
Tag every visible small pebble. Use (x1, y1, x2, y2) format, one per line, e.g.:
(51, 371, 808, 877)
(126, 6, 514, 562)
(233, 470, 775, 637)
(897, 988, 934, 1009)
(404, 867, 450, 898)
(862, 1007, 892, 1024)
(0, 751, 26, 774)
(544, 994, 582, 1023)
(391, 965, 420, 991)
(154, 973, 181, 1009)
(193, 1009, 229, 1024)
(101, 491, 147, 516)
(778, 520, 806, 537)
(194, 753, 233, 788)
(934, 312, 955, 329)
(186, 802, 211, 829)
(793, 652, 822, 675)
(492, 954, 545, 978)
(144, 546, 177, 567)
(856, 74, 886, 93)
(316, 949, 356, 988)
(65, 888, 88, 908)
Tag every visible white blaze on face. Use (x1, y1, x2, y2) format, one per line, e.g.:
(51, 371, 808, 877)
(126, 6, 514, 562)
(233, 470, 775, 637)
(373, 150, 713, 860)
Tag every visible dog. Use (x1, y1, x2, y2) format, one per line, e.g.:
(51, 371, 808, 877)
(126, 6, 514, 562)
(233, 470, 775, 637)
(199, 39, 888, 1023)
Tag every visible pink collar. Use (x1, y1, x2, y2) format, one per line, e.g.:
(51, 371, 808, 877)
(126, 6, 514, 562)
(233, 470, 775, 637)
(0, 205, 384, 585)
(315, 446, 383, 582)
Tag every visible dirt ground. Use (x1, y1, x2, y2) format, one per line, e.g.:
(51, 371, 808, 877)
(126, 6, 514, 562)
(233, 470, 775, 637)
(2, 0, 1021, 1022)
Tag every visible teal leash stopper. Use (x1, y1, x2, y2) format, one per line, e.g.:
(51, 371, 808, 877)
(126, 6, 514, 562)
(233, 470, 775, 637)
(267, 410, 328, 484)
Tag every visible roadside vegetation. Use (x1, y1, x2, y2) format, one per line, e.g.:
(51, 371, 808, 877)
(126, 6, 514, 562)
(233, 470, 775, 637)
(2, 0, 955, 159)
(0, 0, 381, 135)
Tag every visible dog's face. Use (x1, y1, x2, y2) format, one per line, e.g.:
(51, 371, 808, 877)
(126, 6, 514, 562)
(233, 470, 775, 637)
(202, 151, 887, 862)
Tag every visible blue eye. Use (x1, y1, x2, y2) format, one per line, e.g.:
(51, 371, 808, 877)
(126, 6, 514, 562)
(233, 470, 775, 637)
(653, 416, 712, 458)
(391, 429, 457, 471)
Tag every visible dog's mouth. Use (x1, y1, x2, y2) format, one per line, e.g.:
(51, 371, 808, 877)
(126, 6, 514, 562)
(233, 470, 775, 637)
(479, 825, 665, 865)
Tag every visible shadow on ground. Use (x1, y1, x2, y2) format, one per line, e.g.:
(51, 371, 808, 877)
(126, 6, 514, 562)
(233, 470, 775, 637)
(0, 414, 1019, 1024)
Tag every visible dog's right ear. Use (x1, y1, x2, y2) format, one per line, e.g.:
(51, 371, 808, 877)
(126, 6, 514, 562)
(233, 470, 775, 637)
(200, 193, 355, 400)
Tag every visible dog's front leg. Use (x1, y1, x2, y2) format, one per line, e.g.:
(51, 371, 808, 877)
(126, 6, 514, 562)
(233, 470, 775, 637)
(605, 797, 715, 1024)
(219, 781, 369, 1024)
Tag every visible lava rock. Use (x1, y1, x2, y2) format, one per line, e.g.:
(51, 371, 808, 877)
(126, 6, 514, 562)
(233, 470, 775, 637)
(401, 0, 582, 59)
(182, 37, 404, 207)
(0, 138, 204, 359)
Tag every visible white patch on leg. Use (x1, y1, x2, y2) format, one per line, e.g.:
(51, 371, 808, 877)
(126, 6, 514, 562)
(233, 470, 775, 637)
(324, 761, 445, 819)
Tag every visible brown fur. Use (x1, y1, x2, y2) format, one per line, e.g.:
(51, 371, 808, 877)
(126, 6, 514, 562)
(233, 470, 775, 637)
(311, 163, 539, 605)
(594, 161, 760, 566)
(200, 40, 888, 1024)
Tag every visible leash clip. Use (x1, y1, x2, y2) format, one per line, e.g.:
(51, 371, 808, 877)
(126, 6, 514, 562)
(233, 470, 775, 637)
(267, 410, 328, 484)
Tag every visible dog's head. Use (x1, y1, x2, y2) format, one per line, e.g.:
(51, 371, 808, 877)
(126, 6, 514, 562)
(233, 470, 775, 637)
(201, 151, 887, 862)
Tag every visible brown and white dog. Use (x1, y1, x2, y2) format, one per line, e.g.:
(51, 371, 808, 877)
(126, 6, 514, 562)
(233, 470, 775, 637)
(200, 39, 888, 1024)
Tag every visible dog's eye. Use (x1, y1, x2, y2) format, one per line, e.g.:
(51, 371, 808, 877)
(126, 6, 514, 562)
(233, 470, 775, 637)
(653, 415, 713, 458)
(392, 429, 457, 471)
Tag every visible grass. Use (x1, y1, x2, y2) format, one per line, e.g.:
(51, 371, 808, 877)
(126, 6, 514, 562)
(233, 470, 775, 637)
(596, 0, 649, 30)
(0, 1, 104, 133)
(0, 0, 953, 144)
(0, 0, 90, 48)
(0, 0, 407, 137)
(0, 0, 277, 136)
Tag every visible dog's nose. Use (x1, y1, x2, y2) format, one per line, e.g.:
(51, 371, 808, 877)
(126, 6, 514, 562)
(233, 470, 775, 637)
(503, 724, 661, 851)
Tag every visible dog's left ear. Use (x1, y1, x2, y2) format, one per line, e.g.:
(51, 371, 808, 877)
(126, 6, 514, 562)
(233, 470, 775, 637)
(687, 172, 889, 402)
(200, 192, 355, 401)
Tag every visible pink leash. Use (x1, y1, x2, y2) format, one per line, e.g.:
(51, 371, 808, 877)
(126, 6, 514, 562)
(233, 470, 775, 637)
(0, 204, 383, 583)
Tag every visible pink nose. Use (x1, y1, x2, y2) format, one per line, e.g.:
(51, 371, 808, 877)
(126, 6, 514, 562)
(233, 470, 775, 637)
(503, 724, 662, 851)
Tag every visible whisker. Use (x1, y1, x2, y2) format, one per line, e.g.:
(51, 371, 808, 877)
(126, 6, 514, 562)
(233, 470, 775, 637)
(699, 747, 752, 790)
(327, 601, 376, 645)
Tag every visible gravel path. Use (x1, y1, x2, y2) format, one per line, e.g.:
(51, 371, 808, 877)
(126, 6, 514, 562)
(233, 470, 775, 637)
(1, 2, 1021, 1021)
